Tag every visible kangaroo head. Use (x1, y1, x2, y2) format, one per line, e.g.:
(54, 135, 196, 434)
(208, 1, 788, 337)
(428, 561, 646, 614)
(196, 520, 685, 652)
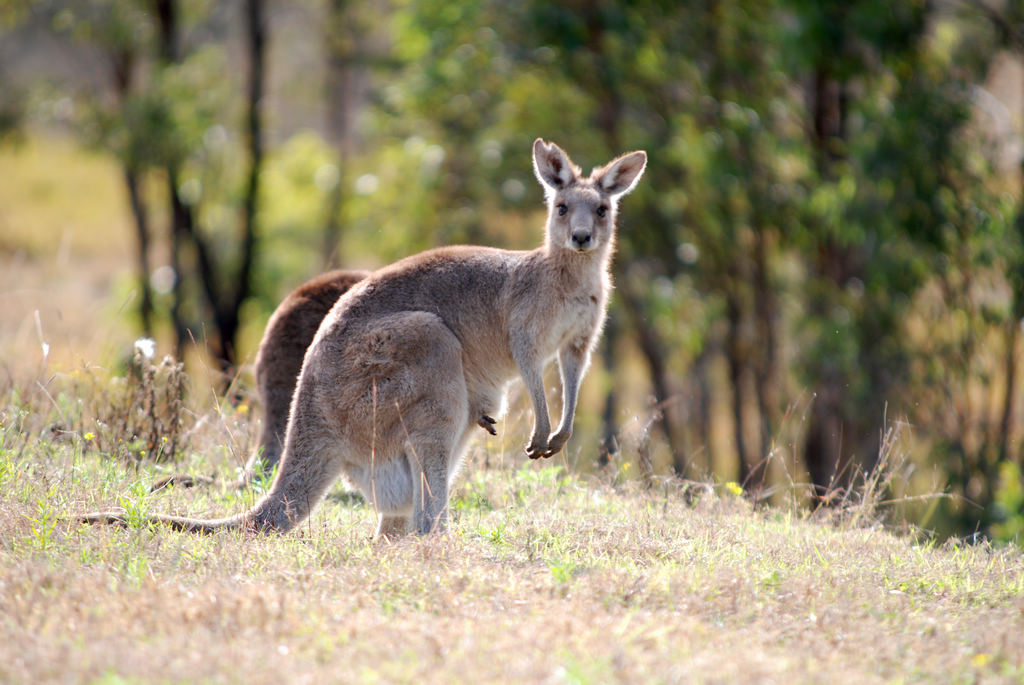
(532, 138, 647, 254)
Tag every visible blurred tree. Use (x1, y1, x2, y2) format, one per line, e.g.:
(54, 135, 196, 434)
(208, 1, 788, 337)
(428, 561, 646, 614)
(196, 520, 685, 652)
(784, 0, 1003, 502)
(363, 0, 703, 473)
(366, 0, 810, 484)
(154, 0, 266, 367)
(36, 0, 158, 333)
(518, 0, 691, 475)
(771, 0, 1024, 539)
(0, 12, 24, 145)
(30, 0, 268, 368)
(920, 0, 1024, 533)
(677, 0, 800, 491)
(980, 0, 1024, 469)
(321, 0, 355, 268)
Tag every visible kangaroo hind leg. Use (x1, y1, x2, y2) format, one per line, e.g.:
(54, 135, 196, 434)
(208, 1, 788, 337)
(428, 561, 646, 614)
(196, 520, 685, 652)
(382, 314, 469, 534)
(341, 311, 469, 535)
(406, 433, 461, 534)
(405, 376, 469, 533)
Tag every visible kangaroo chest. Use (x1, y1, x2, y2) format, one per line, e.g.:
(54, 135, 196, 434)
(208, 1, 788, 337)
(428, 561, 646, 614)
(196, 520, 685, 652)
(538, 287, 605, 357)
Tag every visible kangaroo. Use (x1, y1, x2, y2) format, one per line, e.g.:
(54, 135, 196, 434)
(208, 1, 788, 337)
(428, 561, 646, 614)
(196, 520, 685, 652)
(82, 139, 646, 537)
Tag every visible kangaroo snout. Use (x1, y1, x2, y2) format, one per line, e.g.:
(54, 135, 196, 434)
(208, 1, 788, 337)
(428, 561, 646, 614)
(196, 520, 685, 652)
(569, 212, 596, 250)
(571, 229, 593, 250)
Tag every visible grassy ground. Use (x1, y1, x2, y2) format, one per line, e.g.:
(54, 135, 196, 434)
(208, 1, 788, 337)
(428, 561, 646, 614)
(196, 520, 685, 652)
(1, 365, 1023, 685)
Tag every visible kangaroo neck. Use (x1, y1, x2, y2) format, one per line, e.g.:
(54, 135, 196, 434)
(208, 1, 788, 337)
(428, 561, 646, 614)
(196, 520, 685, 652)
(539, 242, 611, 290)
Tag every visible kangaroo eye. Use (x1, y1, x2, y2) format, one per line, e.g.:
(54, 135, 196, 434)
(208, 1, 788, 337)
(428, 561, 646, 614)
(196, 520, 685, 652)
(596, 206, 607, 218)
(557, 204, 568, 216)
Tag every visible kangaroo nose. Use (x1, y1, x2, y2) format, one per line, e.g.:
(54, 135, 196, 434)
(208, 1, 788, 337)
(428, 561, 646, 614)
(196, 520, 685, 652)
(571, 230, 592, 249)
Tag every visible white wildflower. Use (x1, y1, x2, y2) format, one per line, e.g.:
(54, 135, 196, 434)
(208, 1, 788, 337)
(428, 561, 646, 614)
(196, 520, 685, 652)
(134, 338, 156, 360)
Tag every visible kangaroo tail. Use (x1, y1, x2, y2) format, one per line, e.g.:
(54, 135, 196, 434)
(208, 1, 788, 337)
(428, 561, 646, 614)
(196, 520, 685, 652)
(77, 511, 249, 534)
(76, 491, 306, 535)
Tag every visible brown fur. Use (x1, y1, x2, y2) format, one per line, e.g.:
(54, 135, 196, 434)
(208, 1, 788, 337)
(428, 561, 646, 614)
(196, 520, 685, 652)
(248, 269, 369, 481)
(80, 140, 646, 537)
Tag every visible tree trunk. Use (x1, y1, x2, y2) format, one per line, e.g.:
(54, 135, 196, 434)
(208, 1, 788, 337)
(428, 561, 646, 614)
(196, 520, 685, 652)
(166, 179, 187, 356)
(725, 289, 752, 485)
(620, 281, 687, 475)
(804, 58, 854, 501)
(153, 0, 190, 354)
(153, 0, 178, 62)
(107, 47, 154, 338)
(999, 297, 1022, 464)
(691, 342, 715, 476)
(123, 167, 154, 335)
(751, 227, 777, 488)
(321, 0, 353, 266)
(217, 0, 267, 366)
(151, 0, 266, 369)
(167, 175, 189, 354)
(597, 312, 621, 470)
(1001, 74, 1024, 466)
(805, 367, 845, 500)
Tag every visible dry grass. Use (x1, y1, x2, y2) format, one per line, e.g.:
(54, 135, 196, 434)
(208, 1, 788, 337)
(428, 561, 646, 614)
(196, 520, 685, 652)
(1, 368, 1023, 685)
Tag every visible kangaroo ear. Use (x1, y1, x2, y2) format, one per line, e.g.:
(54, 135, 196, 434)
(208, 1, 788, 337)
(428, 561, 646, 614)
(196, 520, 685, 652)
(533, 139, 578, 193)
(594, 151, 647, 197)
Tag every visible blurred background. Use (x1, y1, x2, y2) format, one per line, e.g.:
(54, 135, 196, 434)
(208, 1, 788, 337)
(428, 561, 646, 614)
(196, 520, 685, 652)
(2, 0, 1024, 540)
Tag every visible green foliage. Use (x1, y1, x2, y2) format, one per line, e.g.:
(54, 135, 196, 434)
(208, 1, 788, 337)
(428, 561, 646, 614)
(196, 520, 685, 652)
(992, 462, 1024, 544)
(246, 455, 277, 496)
(476, 522, 507, 547)
(0, 449, 11, 488)
(25, 486, 59, 550)
(117, 479, 153, 530)
(255, 132, 342, 297)
(546, 555, 578, 585)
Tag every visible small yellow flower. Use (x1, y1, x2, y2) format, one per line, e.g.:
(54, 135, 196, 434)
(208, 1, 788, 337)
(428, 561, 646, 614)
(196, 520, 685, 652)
(237, 404, 249, 415)
(139, 450, 147, 457)
(972, 653, 993, 669)
(162, 436, 168, 443)
(84, 432, 95, 442)
(725, 481, 744, 496)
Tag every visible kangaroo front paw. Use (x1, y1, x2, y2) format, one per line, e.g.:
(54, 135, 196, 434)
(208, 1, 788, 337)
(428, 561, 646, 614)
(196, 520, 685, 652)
(544, 429, 571, 457)
(525, 434, 547, 459)
(525, 433, 558, 459)
(525, 429, 571, 460)
(477, 414, 498, 436)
